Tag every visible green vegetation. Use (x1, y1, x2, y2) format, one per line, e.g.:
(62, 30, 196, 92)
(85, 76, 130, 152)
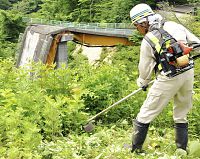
(0, 0, 199, 59)
(0, 0, 200, 158)
(0, 44, 200, 158)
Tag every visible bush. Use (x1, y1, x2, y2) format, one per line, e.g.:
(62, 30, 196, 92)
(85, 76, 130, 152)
(0, 60, 89, 157)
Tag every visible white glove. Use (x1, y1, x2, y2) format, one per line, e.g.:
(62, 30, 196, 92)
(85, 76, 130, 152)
(137, 77, 150, 88)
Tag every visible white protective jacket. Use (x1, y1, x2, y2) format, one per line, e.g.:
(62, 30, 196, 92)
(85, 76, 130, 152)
(137, 21, 200, 87)
(136, 21, 200, 124)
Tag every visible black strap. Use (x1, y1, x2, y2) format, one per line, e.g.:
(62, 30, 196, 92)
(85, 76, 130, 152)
(156, 28, 177, 54)
(192, 54, 200, 60)
(191, 43, 200, 60)
(193, 43, 200, 49)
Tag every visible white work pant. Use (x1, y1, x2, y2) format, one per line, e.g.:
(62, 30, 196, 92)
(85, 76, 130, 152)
(136, 69, 194, 124)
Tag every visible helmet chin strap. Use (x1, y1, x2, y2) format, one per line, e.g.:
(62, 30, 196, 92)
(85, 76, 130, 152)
(143, 21, 150, 34)
(144, 27, 149, 34)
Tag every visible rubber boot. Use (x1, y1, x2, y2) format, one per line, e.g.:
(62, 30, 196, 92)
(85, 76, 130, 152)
(131, 120, 149, 153)
(174, 123, 188, 150)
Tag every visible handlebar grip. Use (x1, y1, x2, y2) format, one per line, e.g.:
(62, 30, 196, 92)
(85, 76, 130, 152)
(193, 43, 200, 49)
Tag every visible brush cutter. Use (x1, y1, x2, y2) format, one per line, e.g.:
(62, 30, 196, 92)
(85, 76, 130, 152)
(83, 80, 155, 132)
(191, 43, 200, 60)
(83, 43, 200, 132)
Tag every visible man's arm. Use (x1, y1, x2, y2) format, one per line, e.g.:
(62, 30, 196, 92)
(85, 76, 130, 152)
(181, 25, 200, 44)
(137, 38, 156, 87)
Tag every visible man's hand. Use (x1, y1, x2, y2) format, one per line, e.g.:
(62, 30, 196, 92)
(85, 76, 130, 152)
(137, 77, 150, 91)
(142, 85, 148, 91)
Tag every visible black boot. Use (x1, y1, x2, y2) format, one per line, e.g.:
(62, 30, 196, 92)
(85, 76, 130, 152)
(131, 120, 149, 153)
(174, 123, 188, 151)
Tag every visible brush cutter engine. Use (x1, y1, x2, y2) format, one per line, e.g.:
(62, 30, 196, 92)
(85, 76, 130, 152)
(145, 28, 195, 77)
(158, 41, 194, 77)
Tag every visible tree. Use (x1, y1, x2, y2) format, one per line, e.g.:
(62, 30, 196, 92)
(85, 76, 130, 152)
(0, 10, 25, 42)
(92, 0, 141, 23)
(37, 0, 79, 21)
(11, 0, 42, 14)
(0, 0, 11, 10)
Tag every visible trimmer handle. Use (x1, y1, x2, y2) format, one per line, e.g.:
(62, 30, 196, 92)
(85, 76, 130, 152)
(86, 80, 155, 123)
(192, 43, 200, 49)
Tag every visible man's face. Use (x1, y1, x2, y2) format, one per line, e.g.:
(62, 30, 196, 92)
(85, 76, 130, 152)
(134, 21, 149, 35)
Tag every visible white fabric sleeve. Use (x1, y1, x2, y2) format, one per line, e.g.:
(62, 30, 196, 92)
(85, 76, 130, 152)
(180, 24, 200, 44)
(137, 38, 156, 87)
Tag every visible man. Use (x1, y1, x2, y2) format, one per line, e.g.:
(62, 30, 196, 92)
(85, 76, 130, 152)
(129, 3, 200, 153)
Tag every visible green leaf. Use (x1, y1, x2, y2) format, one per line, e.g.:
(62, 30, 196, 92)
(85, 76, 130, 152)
(189, 141, 200, 157)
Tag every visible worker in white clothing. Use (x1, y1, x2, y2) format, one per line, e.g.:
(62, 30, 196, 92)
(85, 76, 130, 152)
(129, 3, 200, 153)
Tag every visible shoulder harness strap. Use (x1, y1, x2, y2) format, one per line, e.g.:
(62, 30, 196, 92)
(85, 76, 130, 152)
(144, 28, 177, 75)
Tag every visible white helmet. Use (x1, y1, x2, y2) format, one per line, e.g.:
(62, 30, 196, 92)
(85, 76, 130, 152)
(130, 3, 154, 24)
